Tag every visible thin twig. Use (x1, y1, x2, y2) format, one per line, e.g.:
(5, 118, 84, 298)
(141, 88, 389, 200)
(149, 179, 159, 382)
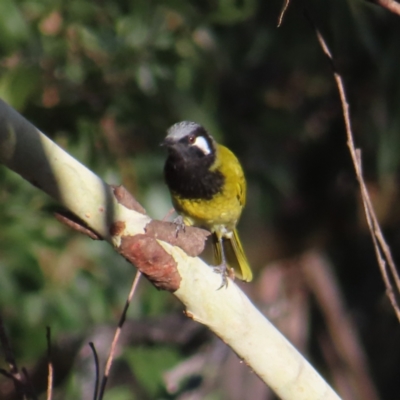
(97, 270, 142, 400)
(278, 0, 291, 27)
(46, 327, 53, 400)
(0, 368, 18, 381)
(21, 367, 37, 400)
(312, 25, 400, 321)
(354, 150, 400, 310)
(0, 316, 20, 376)
(89, 342, 100, 400)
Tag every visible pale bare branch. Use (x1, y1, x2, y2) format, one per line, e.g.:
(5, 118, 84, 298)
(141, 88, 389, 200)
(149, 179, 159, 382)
(0, 98, 341, 400)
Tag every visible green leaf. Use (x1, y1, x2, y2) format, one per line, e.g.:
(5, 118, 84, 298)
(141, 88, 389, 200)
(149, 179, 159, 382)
(0, 0, 29, 50)
(0, 66, 40, 110)
(103, 386, 136, 400)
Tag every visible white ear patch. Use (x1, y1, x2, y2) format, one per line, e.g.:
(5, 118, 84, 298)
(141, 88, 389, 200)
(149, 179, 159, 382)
(193, 136, 211, 155)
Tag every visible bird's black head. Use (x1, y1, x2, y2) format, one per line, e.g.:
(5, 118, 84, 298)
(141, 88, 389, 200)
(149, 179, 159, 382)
(162, 121, 224, 200)
(161, 121, 216, 165)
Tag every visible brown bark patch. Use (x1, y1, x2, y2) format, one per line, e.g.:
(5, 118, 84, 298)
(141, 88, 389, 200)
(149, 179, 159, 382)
(110, 220, 126, 236)
(145, 220, 209, 257)
(120, 234, 181, 291)
(54, 210, 102, 240)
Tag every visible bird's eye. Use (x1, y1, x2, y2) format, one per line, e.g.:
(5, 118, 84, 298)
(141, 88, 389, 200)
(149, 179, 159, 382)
(188, 135, 196, 144)
(190, 135, 211, 155)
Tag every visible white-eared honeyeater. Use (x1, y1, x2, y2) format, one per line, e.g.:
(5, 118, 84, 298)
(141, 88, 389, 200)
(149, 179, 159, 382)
(162, 121, 253, 286)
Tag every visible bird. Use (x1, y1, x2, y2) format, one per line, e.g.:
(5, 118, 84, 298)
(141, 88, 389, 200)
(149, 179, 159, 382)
(161, 121, 253, 286)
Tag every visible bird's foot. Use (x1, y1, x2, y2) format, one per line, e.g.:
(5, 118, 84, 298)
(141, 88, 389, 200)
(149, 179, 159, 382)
(213, 263, 235, 289)
(173, 215, 186, 238)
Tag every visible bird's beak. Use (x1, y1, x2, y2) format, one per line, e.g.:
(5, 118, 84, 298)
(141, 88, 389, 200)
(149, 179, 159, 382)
(160, 137, 175, 148)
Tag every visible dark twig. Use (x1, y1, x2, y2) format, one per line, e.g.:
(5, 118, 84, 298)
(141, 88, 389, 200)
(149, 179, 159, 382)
(97, 270, 142, 400)
(54, 210, 103, 240)
(0, 316, 20, 376)
(46, 327, 53, 400)
(21, 367, 37, 400)
(89, 342, 100, 400)
(0, 368, 18, 381)
(0, 315, 26, 398)
(312, 25, 400, 321)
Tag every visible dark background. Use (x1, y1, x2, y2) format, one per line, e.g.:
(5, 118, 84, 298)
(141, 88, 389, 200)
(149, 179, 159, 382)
(1, 0, 400, 398)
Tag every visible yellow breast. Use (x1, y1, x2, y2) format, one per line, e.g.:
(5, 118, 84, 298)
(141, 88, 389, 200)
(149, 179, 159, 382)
(172, 144, 246, 233)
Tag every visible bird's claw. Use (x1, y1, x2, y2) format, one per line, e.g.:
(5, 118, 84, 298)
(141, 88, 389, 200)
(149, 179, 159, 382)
(213, 264, 234, 289)
(173, 215, 186, 238)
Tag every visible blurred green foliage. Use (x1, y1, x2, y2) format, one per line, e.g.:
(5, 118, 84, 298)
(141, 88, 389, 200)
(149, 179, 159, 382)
(126, 346, 181, 397)
(2, 0, 400, 398)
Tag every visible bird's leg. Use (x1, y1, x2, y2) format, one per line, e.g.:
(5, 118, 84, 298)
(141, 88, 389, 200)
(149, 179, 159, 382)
(213, 235, 232, 289)
(161, 208, 186, 237)
(173, 215, 186, 237)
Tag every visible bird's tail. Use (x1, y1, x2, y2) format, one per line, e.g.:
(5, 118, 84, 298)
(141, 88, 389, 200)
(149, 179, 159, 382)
(213, 229, 253, 282)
